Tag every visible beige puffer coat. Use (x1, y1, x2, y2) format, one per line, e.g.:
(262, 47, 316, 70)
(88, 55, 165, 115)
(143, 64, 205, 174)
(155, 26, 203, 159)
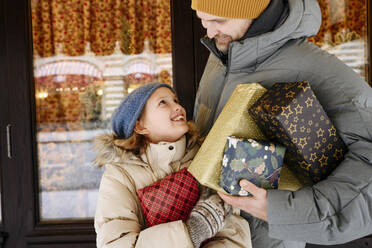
(94, 131, 252, 248)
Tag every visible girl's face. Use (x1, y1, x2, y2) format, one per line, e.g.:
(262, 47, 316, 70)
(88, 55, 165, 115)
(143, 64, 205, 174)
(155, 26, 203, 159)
(135, 87, 189, 143)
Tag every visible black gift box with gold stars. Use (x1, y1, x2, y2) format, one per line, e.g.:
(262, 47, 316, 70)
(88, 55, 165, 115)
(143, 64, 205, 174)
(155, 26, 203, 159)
(249, 82, 347, 184)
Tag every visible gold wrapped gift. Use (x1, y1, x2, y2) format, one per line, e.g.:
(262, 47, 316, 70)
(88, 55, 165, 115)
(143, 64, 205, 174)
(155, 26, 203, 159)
(278, 165, 303, 191)
(188, 83, 304, 193)
(188, 83, 267, 193)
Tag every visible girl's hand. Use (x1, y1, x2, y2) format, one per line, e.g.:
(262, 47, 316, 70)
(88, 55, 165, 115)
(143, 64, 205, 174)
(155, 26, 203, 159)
(217, 179, 268, 221)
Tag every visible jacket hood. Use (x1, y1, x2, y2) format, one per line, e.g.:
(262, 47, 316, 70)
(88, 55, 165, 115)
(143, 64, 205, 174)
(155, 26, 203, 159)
(93, 132, 134, 167)
(201, 0, 321, 71)
(94, 121, 200, 167)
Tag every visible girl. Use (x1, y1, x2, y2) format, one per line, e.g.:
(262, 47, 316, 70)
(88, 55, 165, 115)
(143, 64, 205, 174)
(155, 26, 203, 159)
(94, 83, 251, 248)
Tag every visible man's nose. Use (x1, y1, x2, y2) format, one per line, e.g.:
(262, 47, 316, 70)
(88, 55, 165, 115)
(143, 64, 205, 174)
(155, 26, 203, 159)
(206, 27, 218, 39)
(201, 20, 218, 39)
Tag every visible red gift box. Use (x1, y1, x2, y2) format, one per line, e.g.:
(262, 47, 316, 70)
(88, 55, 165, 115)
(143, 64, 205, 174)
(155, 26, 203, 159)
(137, 168, 199, 227)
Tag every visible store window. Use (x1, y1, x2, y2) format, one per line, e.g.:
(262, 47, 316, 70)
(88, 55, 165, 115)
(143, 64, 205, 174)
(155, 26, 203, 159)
(31, 0, 173, 220)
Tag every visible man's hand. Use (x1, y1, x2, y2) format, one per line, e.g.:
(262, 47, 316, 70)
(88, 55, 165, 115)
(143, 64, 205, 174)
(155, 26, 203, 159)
(217, 179, 268, 221)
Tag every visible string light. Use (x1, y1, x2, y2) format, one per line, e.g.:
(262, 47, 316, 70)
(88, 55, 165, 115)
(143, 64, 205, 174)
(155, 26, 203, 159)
(37, 92, 48, 99)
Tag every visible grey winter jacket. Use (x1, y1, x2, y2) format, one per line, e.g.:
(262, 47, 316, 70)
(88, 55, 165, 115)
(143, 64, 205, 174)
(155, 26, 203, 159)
(194, 0, 372, 246)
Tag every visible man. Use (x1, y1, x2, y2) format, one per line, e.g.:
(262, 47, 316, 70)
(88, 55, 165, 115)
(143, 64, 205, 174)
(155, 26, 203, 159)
(191, 0, 372, 247)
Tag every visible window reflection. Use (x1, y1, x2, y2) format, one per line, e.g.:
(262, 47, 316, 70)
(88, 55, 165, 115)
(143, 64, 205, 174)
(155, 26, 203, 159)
(36, 42, 173, 221)
(32, 0, 173, 220)
(308, 0, 368, 79)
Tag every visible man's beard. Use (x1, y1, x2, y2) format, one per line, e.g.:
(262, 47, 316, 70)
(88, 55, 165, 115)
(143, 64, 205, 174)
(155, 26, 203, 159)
(214, 34, 232, 53)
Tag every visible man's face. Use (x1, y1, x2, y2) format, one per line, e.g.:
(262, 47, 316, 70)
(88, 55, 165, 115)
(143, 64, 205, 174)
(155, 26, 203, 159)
(197, 11, 253, 53)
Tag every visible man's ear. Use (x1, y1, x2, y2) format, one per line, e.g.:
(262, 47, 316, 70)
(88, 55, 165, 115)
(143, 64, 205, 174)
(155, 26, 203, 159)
(134, 120, 150, 135)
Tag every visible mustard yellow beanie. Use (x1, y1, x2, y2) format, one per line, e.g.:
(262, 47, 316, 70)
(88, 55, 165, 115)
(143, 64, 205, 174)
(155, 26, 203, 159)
(191, 0, 270, 19)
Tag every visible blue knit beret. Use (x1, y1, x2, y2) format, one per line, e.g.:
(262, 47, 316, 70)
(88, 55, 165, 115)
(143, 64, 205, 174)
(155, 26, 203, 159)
(112, 82, 173, 139)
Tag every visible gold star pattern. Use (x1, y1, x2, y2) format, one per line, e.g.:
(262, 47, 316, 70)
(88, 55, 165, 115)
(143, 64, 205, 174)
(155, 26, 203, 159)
(294, 104, 303, 114)
(333, 149, 344, 160)
(328, 126, 336, 137)
(308, 120, 313, 126)
(316, 128, 324, 138)
(284, 83, 293, 90)
(292, 137, 298, 143)
(293, 116, 299, 123)
(300, 126, 306, 132)
(322, 138, 327, 143)
(313, 177, 321, 183)
(299, 160, 311, 170)
(298, 81, 310, 91)
(319, 154, 328, 167)
(298, 137, 308, 149)
(320, 115, 325, 121)
(272, 105, 280, 112)
(288, 123, 297, 134)
(314, 142, 321, 150)
(281, 105, 293, 119)
(328, 144, 333, 150)
(286, 91, 295, 99)
(310, 153, 317, 162)
(307, 128, 311, 134)
(292, 98, 298, 103)
(305, 97, 313, 107)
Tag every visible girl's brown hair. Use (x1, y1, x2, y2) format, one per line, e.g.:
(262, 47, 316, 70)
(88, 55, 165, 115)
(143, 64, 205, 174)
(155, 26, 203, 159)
(113, 130, 147, 155)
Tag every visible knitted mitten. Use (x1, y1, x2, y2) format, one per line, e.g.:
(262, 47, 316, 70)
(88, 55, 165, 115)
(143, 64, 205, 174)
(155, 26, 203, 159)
(186, 192, 232, 248)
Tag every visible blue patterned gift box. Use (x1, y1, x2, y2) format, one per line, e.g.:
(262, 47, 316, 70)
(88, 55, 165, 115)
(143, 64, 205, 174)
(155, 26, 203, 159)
(219, 136, 286, 196)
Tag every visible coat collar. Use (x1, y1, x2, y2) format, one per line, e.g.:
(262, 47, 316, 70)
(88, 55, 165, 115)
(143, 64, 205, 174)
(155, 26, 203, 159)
(140, 135, 186, 173)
